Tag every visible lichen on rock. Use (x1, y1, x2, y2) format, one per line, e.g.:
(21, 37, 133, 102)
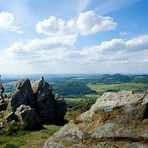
(44, 91, 148, 148)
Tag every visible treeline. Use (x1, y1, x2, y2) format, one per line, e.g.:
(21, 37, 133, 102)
(53, 81, 96, 97)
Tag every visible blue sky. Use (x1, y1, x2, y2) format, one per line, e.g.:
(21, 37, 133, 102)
(0, 0, 148, 74)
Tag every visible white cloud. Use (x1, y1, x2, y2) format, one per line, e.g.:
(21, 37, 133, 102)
(0, 12, 14, 28)
(0, 11, 22, 33)
(1, 34, 147, 74)
(76, 11, 117, 35)
(36, 16, 75, 36)
(125, 35, 148, 51)
(36, 11, 117, 36)
(80, 35, 148, 64)
(4, 34, 76, 66)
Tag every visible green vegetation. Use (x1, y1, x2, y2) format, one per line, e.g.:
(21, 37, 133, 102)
(53, 81, 97, 97)
(88, 83, 148, 95)
(1, 122, 21, 135)
(65, 94, 99, 111)
(0, 125, 61, 148)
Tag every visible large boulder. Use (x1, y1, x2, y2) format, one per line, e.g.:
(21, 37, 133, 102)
(6, 77, 67, 125)
(15, 104, 42, 130)
(44, 91, 148, 148)
(7, 78, 35, 112)
(31, 77, 56, 123)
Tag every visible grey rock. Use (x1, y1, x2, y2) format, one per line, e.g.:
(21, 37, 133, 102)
(15, 104, 42, 130)
(5, 77, 67, 127)
(0, 98, 7, 111)
(31, 77, 55, 123)
(54, 95, 67, 121)
(7, 78, 35, 112)
(44, 91, 148, 148)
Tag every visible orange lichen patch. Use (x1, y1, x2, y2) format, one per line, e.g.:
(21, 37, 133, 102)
(85, 119, 99, 133)
(73, 116, 82, 124)
(139, 127, 145, 132)
(98, 107, 124, 124)
(59, 139, 78, 147)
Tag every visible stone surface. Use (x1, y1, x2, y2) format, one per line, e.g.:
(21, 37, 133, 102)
(7, 78, 35, 112)
(1, 77, 67, 130)
(54, 94, 67, 122)
(0, 99, 7, 111)
(5, 112, 18, 123)
(31, 77, 56, 122)
(31, 78, 67, 123)
(44, 91, 148, 148)
(15, 104, 42, 129)
(0, 103, 7, 112)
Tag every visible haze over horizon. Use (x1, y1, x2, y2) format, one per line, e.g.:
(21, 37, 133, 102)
(0, 0, 148, 74)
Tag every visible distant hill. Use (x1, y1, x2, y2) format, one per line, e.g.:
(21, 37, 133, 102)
(2, 74, 148, 96)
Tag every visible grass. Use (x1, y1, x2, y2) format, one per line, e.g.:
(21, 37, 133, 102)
(0, 125, 61, 148)
(88, 83, 148, 95)
(0, 110, 82, 147)
(64, 109, 81, 121)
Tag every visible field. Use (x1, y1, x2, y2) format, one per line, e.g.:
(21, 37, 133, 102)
(88, 83, 148, 95)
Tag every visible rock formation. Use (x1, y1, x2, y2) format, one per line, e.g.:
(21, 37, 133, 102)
(0, 77, 67, 129)
(0, 99, 7, 112)
(44, 91, 148, 148)
(15, 104, 42, 130)
(31, 77, 56, 123)
(7, 78, 35, 112)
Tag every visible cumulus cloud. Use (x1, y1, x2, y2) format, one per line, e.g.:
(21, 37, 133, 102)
(4, 34, 77, 68)
(125, 35, 148, 51)
(0, 12, 22, 33)
(76, 11, 117, 35)
(36, 16, 75, 36)
(36, 11, 117, 36)
(80, 35, 148, 64)
(1, 34, 148, 74)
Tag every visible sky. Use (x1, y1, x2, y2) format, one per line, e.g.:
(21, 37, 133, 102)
(0, 0, 148, 74)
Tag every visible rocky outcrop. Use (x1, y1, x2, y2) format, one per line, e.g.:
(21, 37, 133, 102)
(3, 77, 67, 129)
(15, 104, 42, 129)
(44, 91, 148, 148)
(31, 77, 56, 123)
(7, 78, 35, 112)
